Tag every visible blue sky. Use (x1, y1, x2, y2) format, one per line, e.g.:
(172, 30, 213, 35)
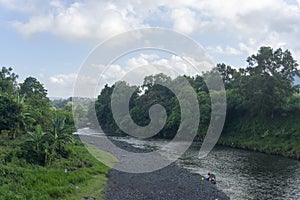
(1, 0, 300, 97)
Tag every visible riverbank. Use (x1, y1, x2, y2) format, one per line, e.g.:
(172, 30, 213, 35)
(218, 111, 300, 160)
(100, 139, 229, 200)
(218, 135, 300, 160)
(0, 135, 114, 200)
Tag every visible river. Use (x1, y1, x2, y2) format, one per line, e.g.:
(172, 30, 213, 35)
(77, 129, 300, 199)
(113, 136, 300, 199)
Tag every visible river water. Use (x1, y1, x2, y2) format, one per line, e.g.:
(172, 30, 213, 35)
(111, 136, 300, 200)
(77, 129, 300, 199)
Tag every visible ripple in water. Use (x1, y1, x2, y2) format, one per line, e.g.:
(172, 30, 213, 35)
(112, 136, 300, 200)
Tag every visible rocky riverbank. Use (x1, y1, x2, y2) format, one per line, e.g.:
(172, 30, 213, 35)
(102, 139, 229, 200)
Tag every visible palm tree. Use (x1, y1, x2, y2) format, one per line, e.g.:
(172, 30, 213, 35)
(45, 114, 74, 155)
(27, 125, 45, 153)
(13, 92, 34, 137)
(27, 114, 74, 166)
(27, 125, 48, 165)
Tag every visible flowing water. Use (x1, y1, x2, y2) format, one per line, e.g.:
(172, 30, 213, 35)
(112, 136, 300, 199)
(77, 129, 300, 199)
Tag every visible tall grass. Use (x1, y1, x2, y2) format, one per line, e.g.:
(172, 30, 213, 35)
(0, 138, 116, 199)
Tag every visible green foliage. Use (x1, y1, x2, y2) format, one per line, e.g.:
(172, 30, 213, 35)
(284, 94, 300, 111)
(215, 47, 300, 158)
(0, 67, 18, 95)
(0, 68, 113, 199)
(20, 77, 52, 131)
(53, 97, 94, 128)
(219, 110, 300, 159)
(20, 77, 48, 99)
(22, 111, 75, 166)
(0, 138, 112, 200)
(92, 46, 300, 160)
(93, 75, 179, 138)
(242, 47, 299, 117)
(1, 45, 300, 197)
(93, 84, 117, 133)
(0, 94, 21, 138)
(51, 97, 73, 110)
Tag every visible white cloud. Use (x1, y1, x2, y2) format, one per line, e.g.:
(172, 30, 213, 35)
(102, 64, 126, 81)
(207, 45, 242, 55)
(7, 1, 149, 42)
(46, 73, 77, 97)
(97, 53, 211, 94)
(12, 15, 54, 37)
(47, 70, 111, 98)
(49, 73, 77, 85)
(5, 0, 300, 50)
(49, 0, 63, 9)
(126, 56, 150, 68)
(46, 63, 127, 97)
(171, 8, 197, 35)
(4, 0, 300, 96)
(5, 0, 300, 55)
(0, 0, 39, 13)
(124, 53, 210, 79)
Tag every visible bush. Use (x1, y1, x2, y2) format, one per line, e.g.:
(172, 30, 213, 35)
(0, 138, 112, 199)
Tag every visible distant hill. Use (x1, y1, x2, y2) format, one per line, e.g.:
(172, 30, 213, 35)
(49, 96, 66, 101)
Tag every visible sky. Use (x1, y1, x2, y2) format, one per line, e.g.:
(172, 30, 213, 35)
(1, 0, 300, 97)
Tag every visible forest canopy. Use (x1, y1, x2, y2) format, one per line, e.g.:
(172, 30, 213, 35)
(91, 47, 300, 159)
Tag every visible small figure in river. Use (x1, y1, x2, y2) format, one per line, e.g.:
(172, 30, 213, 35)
(206, 172, 216, 184)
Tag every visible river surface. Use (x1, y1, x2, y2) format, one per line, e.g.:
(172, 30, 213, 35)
(77, 129, 300, 199)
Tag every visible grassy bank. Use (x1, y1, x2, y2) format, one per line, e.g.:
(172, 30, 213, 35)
(218, 111, 300, 159)
(0, 135, 117, 200)
(219, 135, 300, 159)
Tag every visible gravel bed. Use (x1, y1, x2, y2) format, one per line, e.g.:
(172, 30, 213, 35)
(102, 139, 230, 200)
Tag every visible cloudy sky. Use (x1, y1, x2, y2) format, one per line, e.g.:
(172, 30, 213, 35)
(1, 0, 300, 97)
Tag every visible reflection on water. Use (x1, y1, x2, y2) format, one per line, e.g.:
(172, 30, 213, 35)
(178, 144, 300, 200)
(111, 135, 300, 200)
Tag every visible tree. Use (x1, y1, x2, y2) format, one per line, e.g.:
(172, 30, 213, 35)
(241, 46, 300, 118)
(184, 75, 208, 93)
(45, 114, 74, 154)
(25, 125, 46, 164)
(215, 63, 236, 89)
(14, 92, 33, 133)
(142, 73, 172, 96)
(0, 94, 21, 138)
(20, 77, 48, 99)
(94, 84, 116, 133)
(0, 67, 18, 95)
(27, 125, 45, 153)
(246, 47, 300, 81)
(23, 111, 74, 166)
(20, 77, 51, 130)
(197, 91, 211, 136)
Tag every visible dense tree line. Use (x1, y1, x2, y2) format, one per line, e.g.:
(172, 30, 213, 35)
(0, 67, 75, 166)
(93, 47, 300, 149)
(0, 68, 113, 200)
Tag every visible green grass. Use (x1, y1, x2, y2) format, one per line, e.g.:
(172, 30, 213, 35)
(219, 135, 300, 159)
(84, 144, 118, 168)
(64, 174, 107, 200)
(0, 136, 117, 200)
(63, 143, 118, 200)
